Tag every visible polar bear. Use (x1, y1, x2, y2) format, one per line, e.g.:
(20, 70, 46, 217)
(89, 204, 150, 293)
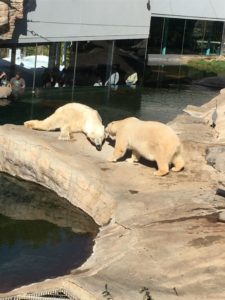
(105, 117, 184, 176)
(24, 103, 105, 150)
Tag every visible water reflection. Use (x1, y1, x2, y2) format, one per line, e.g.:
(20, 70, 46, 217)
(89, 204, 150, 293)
(0, 173, 98, 234)
(0, 173, 98, 293)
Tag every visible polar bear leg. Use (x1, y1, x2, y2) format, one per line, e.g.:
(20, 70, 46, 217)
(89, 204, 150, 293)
(24, 115, 59, 131)
(58, 125, 71, 140)
(126, 151, 140, 163)
(171, 154, 184, 172)
(108, 138, 128, 162)
(154, 157, 169, 176)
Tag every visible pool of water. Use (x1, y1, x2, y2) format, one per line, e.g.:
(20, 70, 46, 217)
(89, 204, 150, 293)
(0, 173, 98, 293)
(0, 85, 219, 126)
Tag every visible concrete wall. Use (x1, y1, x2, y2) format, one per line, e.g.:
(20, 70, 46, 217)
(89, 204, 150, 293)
(151, 0, 225, 21)
(7, 0, 151, 44)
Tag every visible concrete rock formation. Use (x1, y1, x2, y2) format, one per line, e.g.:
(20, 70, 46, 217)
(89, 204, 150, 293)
(184, 88, 225, 142)
(0, 0, 24, 40)
(206, 145, 225, 173)
(1, 107, 225, 299)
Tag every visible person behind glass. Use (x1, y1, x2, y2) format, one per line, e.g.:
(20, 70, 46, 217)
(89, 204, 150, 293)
(0, 71, 7, 86)
(10, 72, 26, 99)
(0, 72, 9, 87)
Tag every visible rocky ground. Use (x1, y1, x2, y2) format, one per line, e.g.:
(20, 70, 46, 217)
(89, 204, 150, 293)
(0, 106, 225, 299)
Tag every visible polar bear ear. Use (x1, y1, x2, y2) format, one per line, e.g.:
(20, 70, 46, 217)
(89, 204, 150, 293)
(106, 122, 114, 130)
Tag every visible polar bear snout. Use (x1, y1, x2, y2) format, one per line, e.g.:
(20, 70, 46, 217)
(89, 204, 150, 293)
(87, 125, 105, 151)
(87, 136, 104, 151)
(94, 137, 104, 151)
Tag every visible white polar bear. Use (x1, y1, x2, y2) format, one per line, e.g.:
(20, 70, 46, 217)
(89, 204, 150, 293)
(105, 117, 184, 176)
(24, 103, 105, 150)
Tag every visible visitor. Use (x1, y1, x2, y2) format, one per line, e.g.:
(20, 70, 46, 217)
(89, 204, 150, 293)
(9, 72, 26, 99)
(42, 68, 52, 88)
(125, 72, 138, 87)
(93, 78, 103, 87)
(0, 71, 9, 87)
(105, 71, 119, 86)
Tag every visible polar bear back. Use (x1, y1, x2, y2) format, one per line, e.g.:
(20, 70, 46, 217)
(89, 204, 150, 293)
(56, 103, 101, 120)
(115, 117, 181, 160)
(53, 103, 102, 131)
(118, 117, 179, 142)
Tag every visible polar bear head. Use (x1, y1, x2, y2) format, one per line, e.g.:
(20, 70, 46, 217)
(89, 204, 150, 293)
(86, 124, 105, 151)
(105, 121, 118, 140)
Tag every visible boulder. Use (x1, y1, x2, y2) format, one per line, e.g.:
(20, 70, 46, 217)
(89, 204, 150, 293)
(0, 2, 9, 27)
(0, 0, 24, 40)
(194, 76, 225, 89)
(206, 146, 225, 172)
(184, 88, 225, 141)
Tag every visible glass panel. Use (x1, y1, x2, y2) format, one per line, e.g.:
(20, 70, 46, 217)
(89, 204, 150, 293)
(113, 39, 146, 86)
(221, 23, 225, 55)
(183, 20, 206, 54)
(204, 21, 224, 55)
(148, 17, 164, 54)
(0, 44, 53, 89)
(71, 40, 114, 87)
(182, 20, 223, 55)
(166, 18, 185, 54)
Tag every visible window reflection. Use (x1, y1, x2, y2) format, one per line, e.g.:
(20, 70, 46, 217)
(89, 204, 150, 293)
(148, 17, 223, 56)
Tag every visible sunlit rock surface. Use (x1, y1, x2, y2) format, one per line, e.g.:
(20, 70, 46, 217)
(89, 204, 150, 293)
(0, 127, 115, 226)
(184, 88, 225, 142)
(1, 110, 225, 299)
(0, 0, 24, 39)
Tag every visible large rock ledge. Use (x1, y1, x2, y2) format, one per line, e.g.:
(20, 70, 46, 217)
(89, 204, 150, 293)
(0, 125, 116, 226)
(1, 111, 225, 299)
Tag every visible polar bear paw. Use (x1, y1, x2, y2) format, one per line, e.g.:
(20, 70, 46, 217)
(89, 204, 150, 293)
(107, 157, 117, 162)
(154, 169, 169, 176)
(126, 157, 138, 164)
(58, 133, 71, 140)
(24, 120, 37, 129)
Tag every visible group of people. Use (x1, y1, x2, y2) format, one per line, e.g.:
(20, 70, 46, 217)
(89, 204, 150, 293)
(42, 67, 139, 88)
(0, 68, 138, 99)
(0, 71, 26, 99)
(94, 71, 138, 88)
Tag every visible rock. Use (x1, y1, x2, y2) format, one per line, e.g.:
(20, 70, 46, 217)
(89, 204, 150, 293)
(206, 146, 225, 172)
(218, 211, 225, 223)
(184, 88, 225, 141)
(1, 114, 225, 299)
(0, 0, 24, 40)
(0, 2, 9, 27)
(0, 125, 116, 226)
(194, 76, 225, 89)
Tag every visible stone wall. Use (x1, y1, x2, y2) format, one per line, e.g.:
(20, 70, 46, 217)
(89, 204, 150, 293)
(0, 0, 24, 40)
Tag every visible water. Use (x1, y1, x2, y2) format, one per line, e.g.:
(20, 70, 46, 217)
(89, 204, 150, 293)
(0, 85, 219, 126)
(0, 173, 98, 293)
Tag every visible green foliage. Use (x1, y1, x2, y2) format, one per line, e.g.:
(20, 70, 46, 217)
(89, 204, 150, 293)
(23, 45, 49, 56)
(188, 58, 225, 76)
